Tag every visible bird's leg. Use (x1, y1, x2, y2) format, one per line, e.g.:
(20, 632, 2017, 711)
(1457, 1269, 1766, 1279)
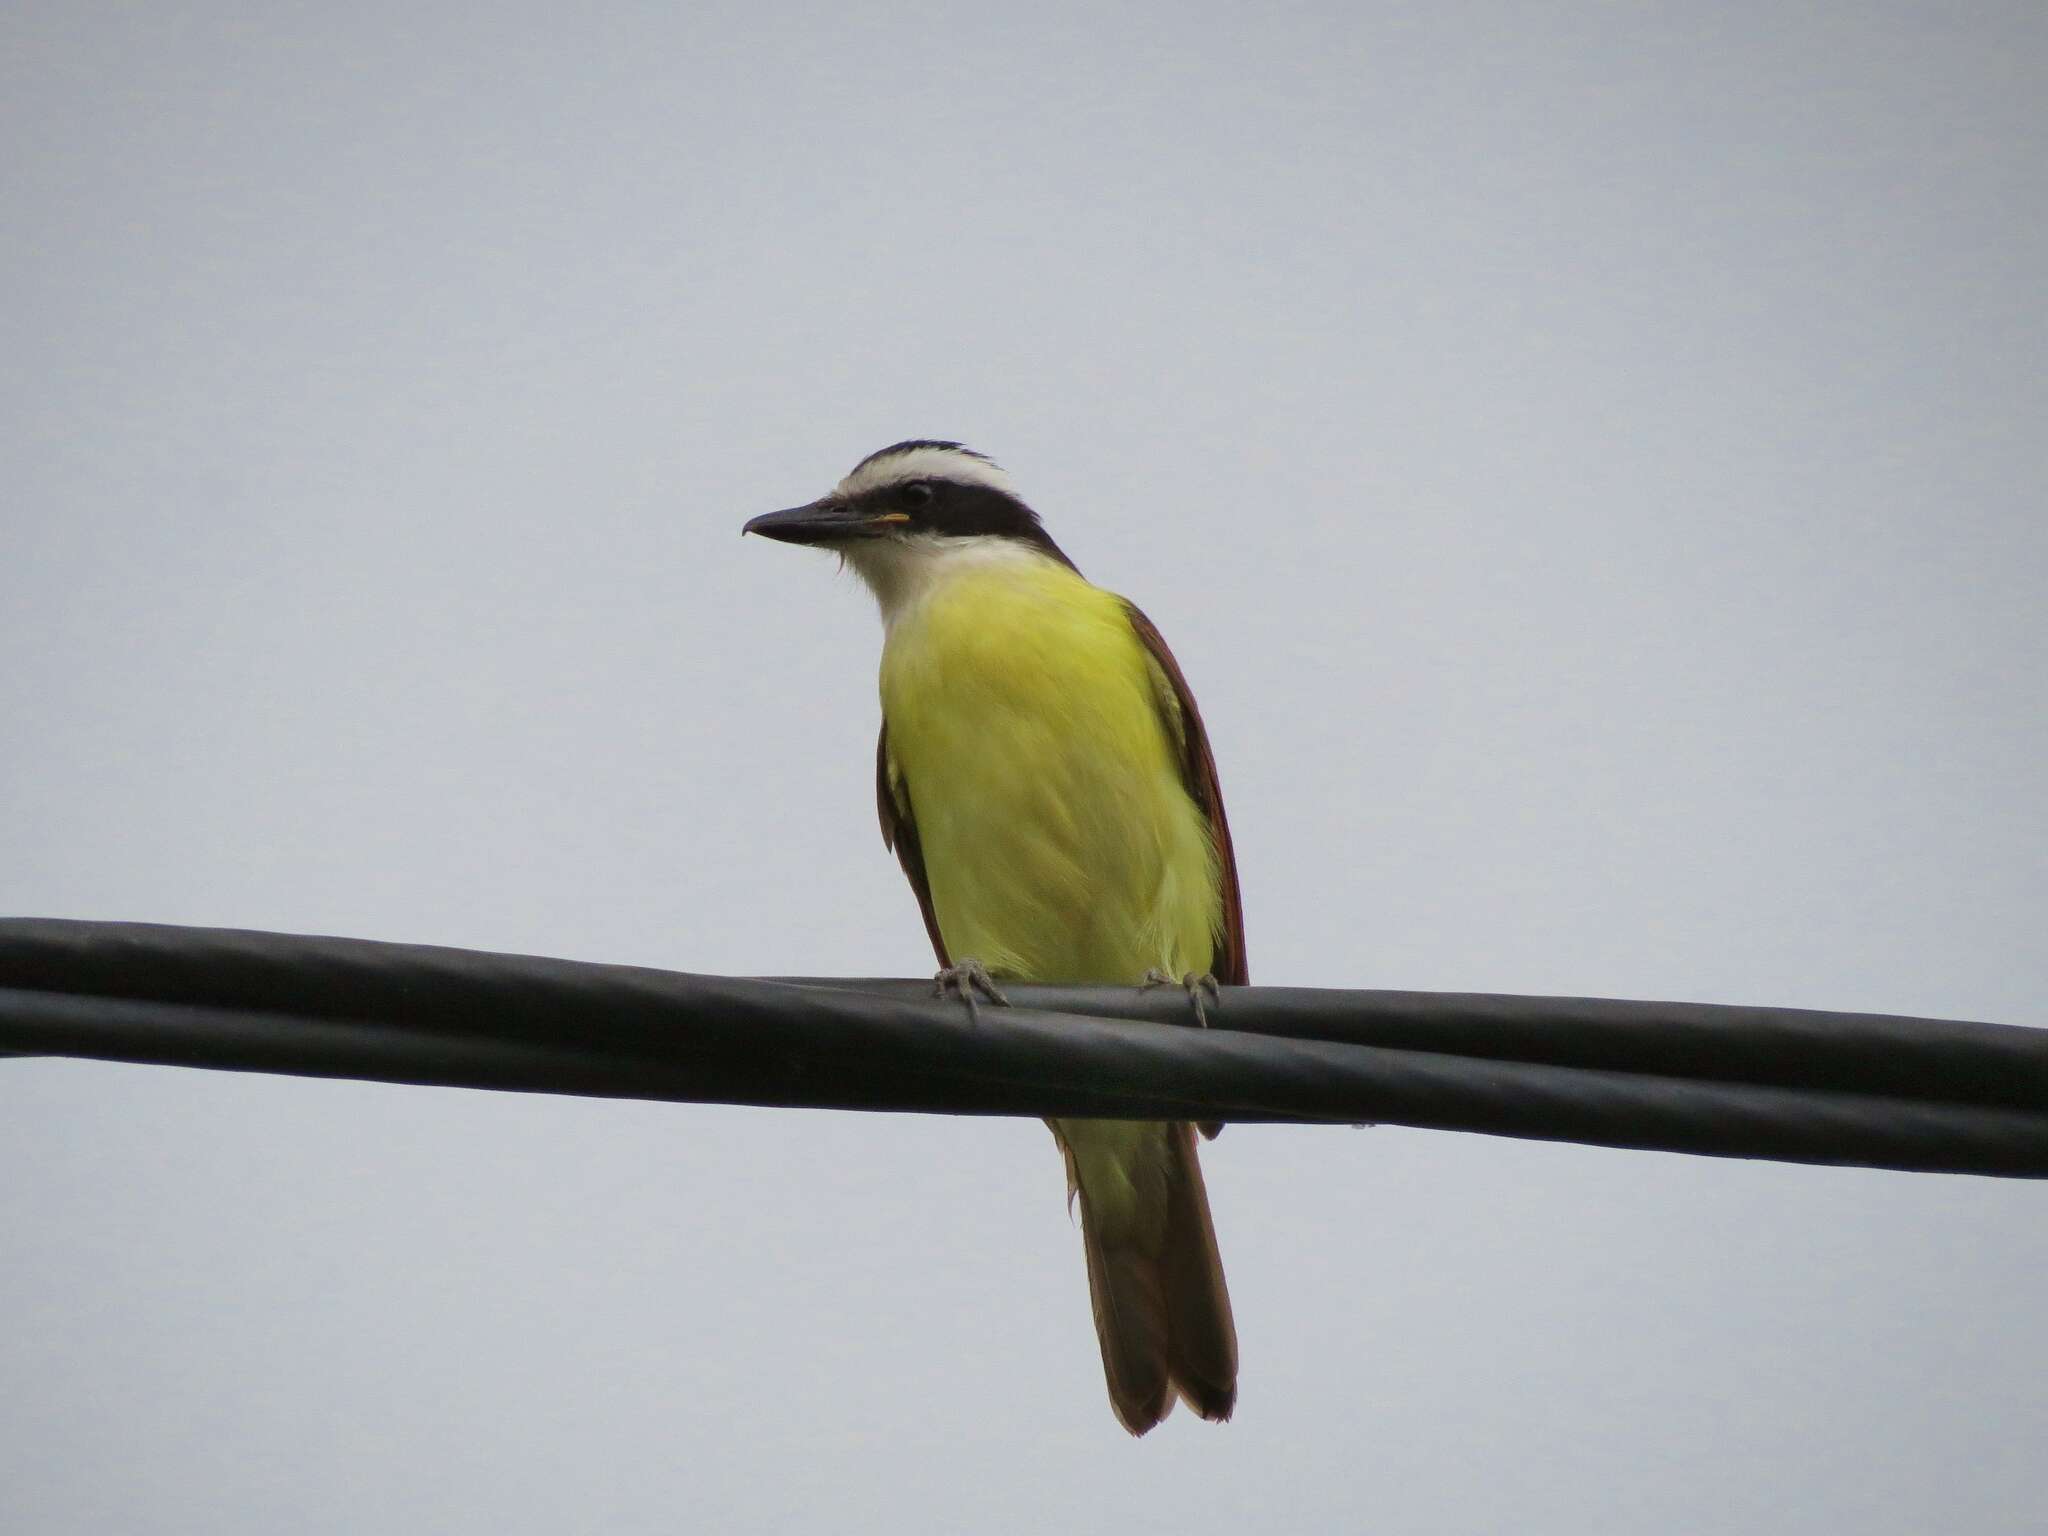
(933, 957, 1009, 1021)
(1141, 968, 1222, 1029)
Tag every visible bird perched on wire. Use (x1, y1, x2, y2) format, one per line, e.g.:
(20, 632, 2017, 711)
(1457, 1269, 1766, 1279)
(745, 440, 1245, 1434)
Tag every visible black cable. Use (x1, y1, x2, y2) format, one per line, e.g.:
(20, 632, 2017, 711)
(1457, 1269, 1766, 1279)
(2, 918, 2044, 1178)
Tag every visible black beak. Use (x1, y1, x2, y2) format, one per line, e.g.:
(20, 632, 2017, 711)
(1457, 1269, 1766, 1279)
(743, 499, 891, 546)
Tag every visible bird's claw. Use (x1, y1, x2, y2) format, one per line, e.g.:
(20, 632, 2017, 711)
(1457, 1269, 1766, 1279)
(1142, 968, 1222, 1029)
(934, 958, 1009, 1021)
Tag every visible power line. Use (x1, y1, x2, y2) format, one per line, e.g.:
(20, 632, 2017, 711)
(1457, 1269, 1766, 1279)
(3, 918, 2044, 1177)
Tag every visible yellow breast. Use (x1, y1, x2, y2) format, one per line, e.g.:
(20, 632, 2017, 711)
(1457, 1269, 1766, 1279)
(879, 553, 1221, 984)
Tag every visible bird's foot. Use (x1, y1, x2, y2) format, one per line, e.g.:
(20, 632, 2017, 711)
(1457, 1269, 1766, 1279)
(933, 958, 1009, 1021)
(1141, 968, 1222, 1029)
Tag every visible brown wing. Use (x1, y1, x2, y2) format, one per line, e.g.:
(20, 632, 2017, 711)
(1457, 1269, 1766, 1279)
(1123, 602, 1247, 987)
(877, 721, 950, 968)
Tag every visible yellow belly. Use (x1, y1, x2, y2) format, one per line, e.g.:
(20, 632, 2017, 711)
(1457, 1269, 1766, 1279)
(879, 558, 1221, 985)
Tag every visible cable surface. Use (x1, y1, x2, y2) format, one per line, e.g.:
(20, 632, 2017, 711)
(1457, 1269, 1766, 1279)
(3, 918, 2044, 1177)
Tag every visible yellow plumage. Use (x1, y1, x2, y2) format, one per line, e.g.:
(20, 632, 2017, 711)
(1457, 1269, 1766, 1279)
(878, 555, 1222, 988)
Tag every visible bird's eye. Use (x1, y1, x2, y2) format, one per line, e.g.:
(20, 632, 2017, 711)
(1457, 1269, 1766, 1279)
(900, 481, 935, 509)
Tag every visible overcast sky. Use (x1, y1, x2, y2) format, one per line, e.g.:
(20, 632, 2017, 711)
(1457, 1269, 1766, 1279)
(4, 3, 2045, 1531)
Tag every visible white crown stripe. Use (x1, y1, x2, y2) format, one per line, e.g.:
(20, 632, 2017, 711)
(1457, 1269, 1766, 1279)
(837, 445, 1018, 501)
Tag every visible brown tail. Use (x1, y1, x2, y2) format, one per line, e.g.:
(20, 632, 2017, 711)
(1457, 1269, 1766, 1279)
(1055, 1120, 1238, 1435)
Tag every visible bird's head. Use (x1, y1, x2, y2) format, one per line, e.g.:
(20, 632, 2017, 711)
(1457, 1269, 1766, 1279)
(744, 441, 1075, 611)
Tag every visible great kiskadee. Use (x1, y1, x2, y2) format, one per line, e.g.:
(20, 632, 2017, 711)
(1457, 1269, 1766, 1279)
(744, 440, 1244, 1435)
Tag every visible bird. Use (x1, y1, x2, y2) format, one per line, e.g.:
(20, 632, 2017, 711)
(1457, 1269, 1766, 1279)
(744, 440, 1244, 1435)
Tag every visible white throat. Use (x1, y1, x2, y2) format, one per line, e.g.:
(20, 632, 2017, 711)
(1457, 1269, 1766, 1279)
(840, 533, 1063, 628)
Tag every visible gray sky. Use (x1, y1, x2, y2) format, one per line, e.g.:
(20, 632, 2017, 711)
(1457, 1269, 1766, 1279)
(4, 2, 2045, 1531)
